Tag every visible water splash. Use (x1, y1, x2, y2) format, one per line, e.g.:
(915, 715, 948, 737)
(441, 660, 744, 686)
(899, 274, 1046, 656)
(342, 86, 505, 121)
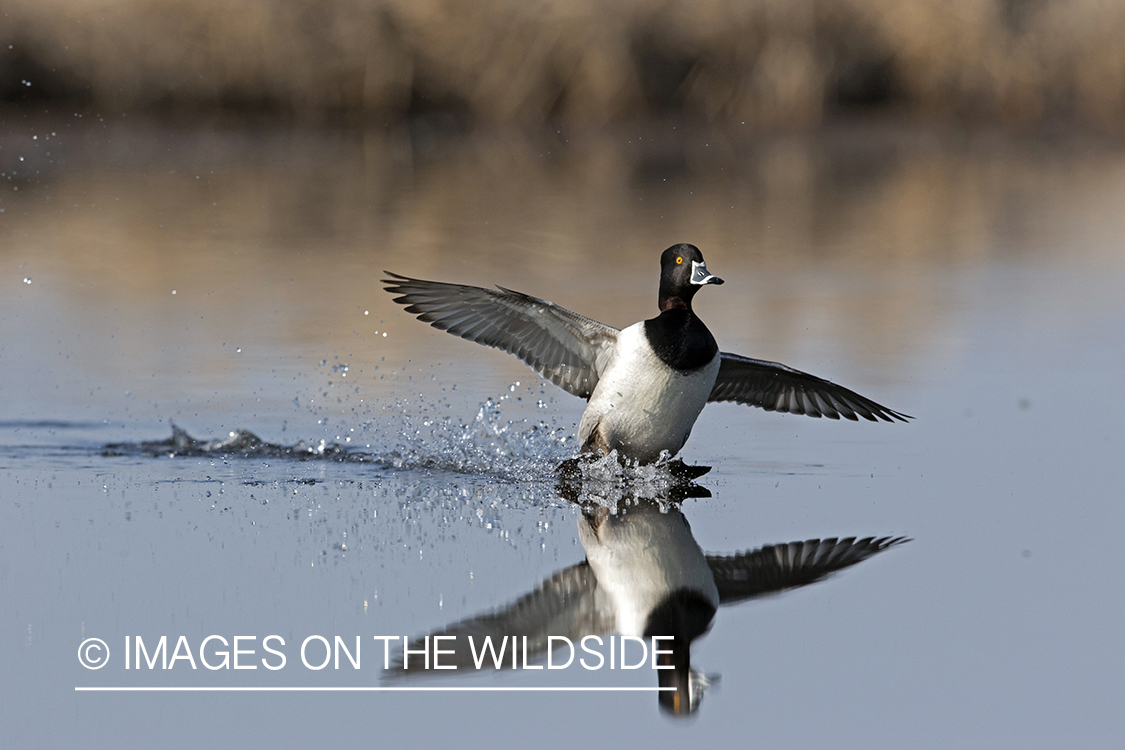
(102, 423, 366, 462)
(100, 385, 710, 499)
(101, 386, 578, 481)
(555, 451, 712, 507)
(381, 393, 575, 480)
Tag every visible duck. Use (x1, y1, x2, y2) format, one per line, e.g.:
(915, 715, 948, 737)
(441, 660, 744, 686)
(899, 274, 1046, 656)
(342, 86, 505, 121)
(383, 243, 909, 465)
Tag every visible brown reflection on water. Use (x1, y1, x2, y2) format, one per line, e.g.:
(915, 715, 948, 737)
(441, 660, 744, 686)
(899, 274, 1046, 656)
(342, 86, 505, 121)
(2, 121, 1124, 412)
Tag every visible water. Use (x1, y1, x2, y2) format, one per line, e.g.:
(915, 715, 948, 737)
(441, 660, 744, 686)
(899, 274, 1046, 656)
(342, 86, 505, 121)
(2, 121, 1123, 746)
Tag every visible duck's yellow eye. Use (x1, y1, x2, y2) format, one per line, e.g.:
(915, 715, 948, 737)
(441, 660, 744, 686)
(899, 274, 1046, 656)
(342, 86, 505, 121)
(676, 257, 683, 264)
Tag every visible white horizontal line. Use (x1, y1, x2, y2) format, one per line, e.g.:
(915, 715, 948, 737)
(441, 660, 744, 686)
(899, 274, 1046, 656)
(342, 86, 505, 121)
(76, 686, 670, 692)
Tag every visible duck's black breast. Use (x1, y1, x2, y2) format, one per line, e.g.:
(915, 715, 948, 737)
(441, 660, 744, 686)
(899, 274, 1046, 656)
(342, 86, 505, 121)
(643, 310, 719, 372)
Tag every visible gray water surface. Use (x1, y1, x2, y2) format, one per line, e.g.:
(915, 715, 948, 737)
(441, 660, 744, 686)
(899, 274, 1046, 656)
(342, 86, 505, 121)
(2, 123, 1123, 747)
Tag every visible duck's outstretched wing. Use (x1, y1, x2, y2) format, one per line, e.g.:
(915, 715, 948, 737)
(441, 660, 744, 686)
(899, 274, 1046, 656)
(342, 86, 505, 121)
(707, 536, 909, 606)
(385, 562, 614, 675)
(383, 272, 618, 399)
(707, 352, 911, 422)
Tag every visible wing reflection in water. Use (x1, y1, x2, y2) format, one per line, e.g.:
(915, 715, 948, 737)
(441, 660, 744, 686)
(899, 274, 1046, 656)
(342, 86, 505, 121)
(388, 477, 907, 717)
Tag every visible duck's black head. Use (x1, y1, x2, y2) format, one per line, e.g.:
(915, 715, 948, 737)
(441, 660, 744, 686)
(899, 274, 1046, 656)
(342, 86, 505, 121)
(659, 244, 724, 312)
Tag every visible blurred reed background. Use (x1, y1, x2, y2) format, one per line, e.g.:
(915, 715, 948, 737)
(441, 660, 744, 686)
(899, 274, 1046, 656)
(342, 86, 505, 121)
(3, 0, 1125, 129)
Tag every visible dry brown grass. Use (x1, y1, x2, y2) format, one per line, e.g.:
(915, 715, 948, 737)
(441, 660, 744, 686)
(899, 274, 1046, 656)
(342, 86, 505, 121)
(3, 0, 1125, 127)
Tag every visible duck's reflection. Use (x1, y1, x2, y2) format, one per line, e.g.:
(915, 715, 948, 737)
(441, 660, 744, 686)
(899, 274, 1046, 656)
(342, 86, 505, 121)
(389, 481, 906, 717)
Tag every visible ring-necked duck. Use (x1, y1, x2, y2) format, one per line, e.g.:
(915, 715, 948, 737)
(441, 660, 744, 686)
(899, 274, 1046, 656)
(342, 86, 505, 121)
(383, 243, 909, 464)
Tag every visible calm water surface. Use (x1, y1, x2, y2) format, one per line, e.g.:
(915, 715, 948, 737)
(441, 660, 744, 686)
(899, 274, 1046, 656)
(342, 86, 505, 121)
(2, 121, 1123, 747)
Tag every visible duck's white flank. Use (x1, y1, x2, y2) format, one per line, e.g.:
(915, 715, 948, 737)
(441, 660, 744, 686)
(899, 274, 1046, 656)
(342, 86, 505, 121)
(578, 323, 720, 464)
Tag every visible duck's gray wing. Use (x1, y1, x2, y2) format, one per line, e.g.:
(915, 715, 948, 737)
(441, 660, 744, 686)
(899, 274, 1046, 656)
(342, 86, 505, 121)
(387, 561, 615, 675)
(707, 536, 908, 606)
(383, 272, 618, 399)
(708, 352, 911, 422)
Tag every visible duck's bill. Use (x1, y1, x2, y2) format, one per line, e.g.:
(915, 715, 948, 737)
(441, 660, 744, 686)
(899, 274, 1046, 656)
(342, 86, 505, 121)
(690, 261, 724, 286)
